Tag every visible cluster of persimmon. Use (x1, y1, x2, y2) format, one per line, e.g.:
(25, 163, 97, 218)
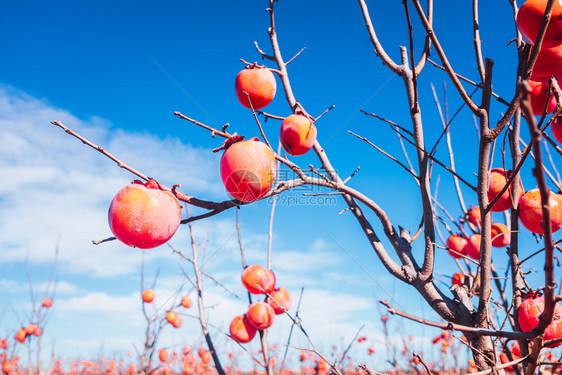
(229, 265, 291, 344)
(293, 352, 333, 375)
(106, 66, 319, 246)
(498, 341, 560, 374)
(446, 166, 562, 272)
(519, 291, 562, 347)
(2, 350, 227, 375)
(159, 347, 210, 363)
(144, 349, 211, 375)
(489, 295, 562, 374)
(220, 64, 318, 203)
(51, 346, 215, 375)
(467, 359, 478, 374)
(165, 311, 182, 329)
(1, 300, 52, 375)
(517, 0, 562, 142)
(5, 297, 52, 349)
(0, 354, 18, 375)
(14, 323, 42, 344)
(431, 331, 460, 354)
(141, 289, 192, 329)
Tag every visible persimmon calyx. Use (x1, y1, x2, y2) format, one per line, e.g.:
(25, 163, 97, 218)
(213, 134, 246, 153)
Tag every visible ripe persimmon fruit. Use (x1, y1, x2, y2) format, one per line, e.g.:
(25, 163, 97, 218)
(519, 189, 562, 234)
(241, 265, 276, 295)
(235, 65, 276, 110)
(280, 114, 317, 156)
(220, 138, 276, 203)
(108, 180, 182, 249)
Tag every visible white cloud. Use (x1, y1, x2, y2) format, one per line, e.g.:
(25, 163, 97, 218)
(0, 85, 222, 277)
(0, 279, 77, 296)
(57, 292, 140, 314)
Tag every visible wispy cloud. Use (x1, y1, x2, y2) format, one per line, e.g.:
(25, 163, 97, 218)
(56, 292, 140, 314)
(0, 279, 77, 296)
(0, 85, 222, 277)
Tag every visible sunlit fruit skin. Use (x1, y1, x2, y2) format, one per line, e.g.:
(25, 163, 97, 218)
(464, 234, 481, 260)
(229, 314, 257, 344)
(235, 66, 276, 110)
(25, 324, 37, 335)
(42, 298, 53, 308)
(467, 206, 481, 227)
(500, 350, 519, 373)
(519, 188, 562, 234)
(532, 44, 562, 79)
(519, 295, 562, 347)
(142, 289, 154, 303)
(172, 317, 182, 328)
(519, 295, 552, 332)
(220, 138, 276, 203)
(511, 342, 521, 358)
(166, 311, 177, 324)
(14, 328, 27, 343)
(316, 359, 329, 375)
(246, 302, 275, 330)
(488, 168, 522, 212)
(451, 272, 465, 287)
(490, 223, 511, 247)
(199, 349, 212, 364)
(266, 287, 292, 315)
(1, 361, 15, 374)
(108, 180, 182, 249)
(159, 349, 169, 362)
(241, 264, 276, 295)
(517, 0, 562, 48)
(446, 234, 468, 259)
(552, 116, 562, 143)
(280, 115, 317, 156)
(548, 318, 562, 347)
(181, 296, 192, 308)
(528, 79, 557, 116)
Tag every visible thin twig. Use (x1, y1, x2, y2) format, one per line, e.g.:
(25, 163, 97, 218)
(285, 47, 306, 65)
(348, 131, 418, 179)
(427, 59, 510, 106)
(334, 325, 365, 369)
(279, 287, 305, 375)
(314, 105, 336, 122)
(243, 91, 272, 150)
(92, 237, 116, 245)
(380, 300, 533, 340)
(413, 352, 431, 375)
(173, 112, 232, 139)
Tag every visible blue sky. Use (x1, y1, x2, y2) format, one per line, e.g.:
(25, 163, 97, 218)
(1, 0, 559, 371)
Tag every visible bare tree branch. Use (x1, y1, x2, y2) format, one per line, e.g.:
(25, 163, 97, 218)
(357, 0, 402, 75)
